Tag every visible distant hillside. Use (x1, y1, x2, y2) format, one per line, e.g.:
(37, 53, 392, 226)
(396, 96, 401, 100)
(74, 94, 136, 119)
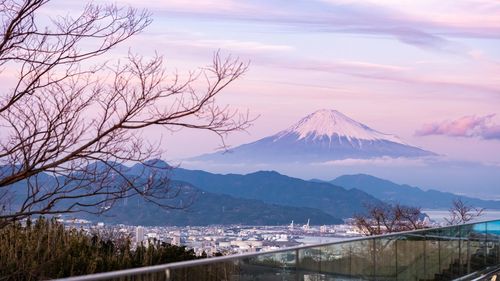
(3, 163, 340, 226)
(331, 174, 500, 210)
(84, 180, 341, 226)
(170, 167, 384, 219)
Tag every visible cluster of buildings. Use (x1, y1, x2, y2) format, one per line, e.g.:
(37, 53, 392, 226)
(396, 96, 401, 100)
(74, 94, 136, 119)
(62, 219, 363, 256)
(132, 221, 365, 256)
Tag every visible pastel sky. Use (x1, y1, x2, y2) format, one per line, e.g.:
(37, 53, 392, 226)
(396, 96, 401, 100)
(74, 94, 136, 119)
(44, 0, 500, 196)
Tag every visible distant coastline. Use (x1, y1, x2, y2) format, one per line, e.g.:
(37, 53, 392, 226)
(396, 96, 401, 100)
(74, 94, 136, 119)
(424, 209, 500, 224)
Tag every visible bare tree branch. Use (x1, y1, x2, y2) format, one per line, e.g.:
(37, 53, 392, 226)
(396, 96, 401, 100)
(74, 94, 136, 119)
(354, 203, 428, 235)
(0, 1, 251, 227)
(444, 199, 484, 225)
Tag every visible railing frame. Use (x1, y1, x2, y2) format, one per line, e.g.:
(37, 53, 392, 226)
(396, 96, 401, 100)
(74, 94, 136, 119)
(54, 218, 500, 281)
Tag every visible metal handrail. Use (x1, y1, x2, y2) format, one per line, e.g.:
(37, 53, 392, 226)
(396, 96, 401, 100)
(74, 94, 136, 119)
(53, 218, 500, 281)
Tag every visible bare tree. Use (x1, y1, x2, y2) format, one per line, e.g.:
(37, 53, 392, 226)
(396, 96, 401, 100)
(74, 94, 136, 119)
(354, 203, 427, 235)
(89, 225, 133, 249)
(0, 0, 251, 227)
(444, 199, 484, 225)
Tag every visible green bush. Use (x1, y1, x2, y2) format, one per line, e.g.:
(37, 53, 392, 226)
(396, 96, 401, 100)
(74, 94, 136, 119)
(0, 218, 198, 280)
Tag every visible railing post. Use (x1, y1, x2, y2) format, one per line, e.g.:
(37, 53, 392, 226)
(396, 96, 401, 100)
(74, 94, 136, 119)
(423, 234, 427, 279)
(319, 247, 322, 274)
(498, 234, 500, 265)
(349, 244, 353, 277)
(165, 268, 171, 281)
(438, 239, 441, 273)
(484, 222, 488, 266)
(395, 238, 398, 281)
(467, 238, 471, 274)
(484, 222, 490, 267)
(295, 248, 300, 281)
(372, 238, 376, 279)
(458, 225, 462, 276)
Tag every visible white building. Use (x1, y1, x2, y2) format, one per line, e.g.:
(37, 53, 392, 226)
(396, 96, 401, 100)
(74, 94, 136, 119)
(172, 235, 181, 246)
(136, 226, 145, 245)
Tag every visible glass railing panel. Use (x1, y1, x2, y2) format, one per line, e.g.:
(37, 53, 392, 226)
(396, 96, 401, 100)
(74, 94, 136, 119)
(394, 233, 426, 281)
(298, 247, 327, 281)
(104, 270, 173, 281)
(432, 225, 461, 279)
(169, 262, 239, 281)
(298, 247, 320, 273)
(466, 222, 488, 272)
(373, 236, 397, 280)
(486, 221, 500, 267)
(422, 229, 445, 280)
(457, 225, 469, 276)
(169, 250, 299, 281)
(452, 224, 464, 278)
(458, 224, 474, 276)
(350, 238, 374, 279)
(319, 242, 352, 277)
(238, 249, 297, 280)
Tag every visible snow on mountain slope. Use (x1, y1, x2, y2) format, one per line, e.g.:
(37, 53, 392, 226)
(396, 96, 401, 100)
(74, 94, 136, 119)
(274, 109, 406, 145)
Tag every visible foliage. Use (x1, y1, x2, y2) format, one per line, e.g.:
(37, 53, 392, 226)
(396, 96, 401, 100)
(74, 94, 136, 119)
(0, 217, 199, 280)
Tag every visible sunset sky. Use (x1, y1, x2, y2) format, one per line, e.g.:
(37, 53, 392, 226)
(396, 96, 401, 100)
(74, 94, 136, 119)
(46, 0, 500, 196)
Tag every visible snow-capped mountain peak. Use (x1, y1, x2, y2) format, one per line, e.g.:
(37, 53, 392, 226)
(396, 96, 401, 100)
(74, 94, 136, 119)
(276, 109, 406, 145)
(192, 109, 436, 163)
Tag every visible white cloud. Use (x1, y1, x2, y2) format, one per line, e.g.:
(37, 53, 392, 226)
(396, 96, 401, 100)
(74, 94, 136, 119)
(169, 39, 294, 52)
(311, 156, 431, 167)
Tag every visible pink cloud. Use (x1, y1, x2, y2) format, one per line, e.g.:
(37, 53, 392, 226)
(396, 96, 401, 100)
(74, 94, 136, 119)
(416, 114, 500, 140)
(145, 0, 500, 51)
(260, 57, 500, 96)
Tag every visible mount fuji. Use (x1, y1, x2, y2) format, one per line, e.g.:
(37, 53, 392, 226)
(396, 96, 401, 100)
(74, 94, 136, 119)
(192, 109, 436, 163)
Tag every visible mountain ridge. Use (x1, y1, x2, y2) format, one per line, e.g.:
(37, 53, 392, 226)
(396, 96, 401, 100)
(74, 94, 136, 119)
(84, 180, 341, 226)
(331, 174, 500, 210)
(1, 162, 342, 226)
(170, 166, 385, 219)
